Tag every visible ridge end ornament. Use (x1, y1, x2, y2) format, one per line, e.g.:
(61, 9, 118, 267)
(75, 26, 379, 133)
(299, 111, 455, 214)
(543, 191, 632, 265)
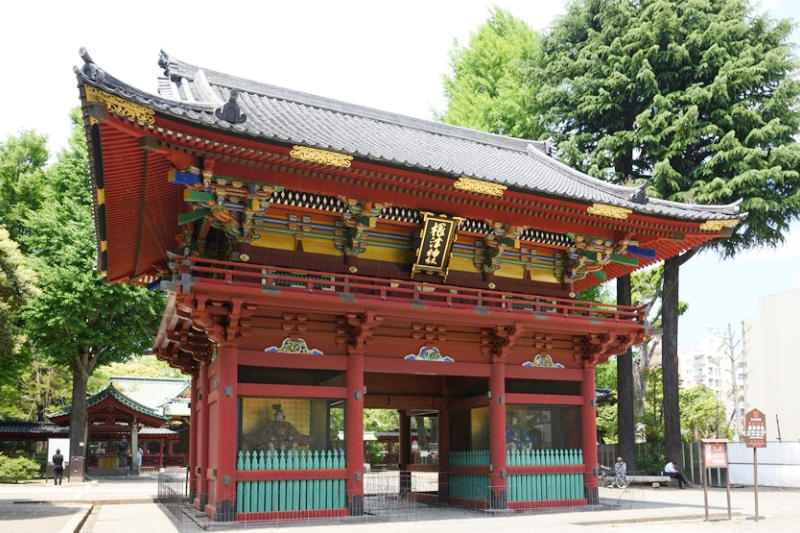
(453, 176, 507, 197)
(290, 145, 353, 168)
(214, 89, 247, 124)
(85, 86, 155, 125)
(586, 203, 632, 220)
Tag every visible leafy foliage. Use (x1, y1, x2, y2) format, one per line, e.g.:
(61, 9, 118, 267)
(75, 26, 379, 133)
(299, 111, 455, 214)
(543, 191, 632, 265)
(437, 7, 545, 139)
(0, 131, 50, 245)
(0, 229, 38, 368)
(89, 355, 184, 394)
(543, 0, 800, 255)
(363, 409, 399, 464)
(0, 453, 41, 482)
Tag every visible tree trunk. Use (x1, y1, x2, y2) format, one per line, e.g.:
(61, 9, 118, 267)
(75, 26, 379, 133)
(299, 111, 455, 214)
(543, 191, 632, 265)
(616, 275, 636, 471)
(662, 256, 681, 463)
(414, 416, 428, 451)
(69, 354, 90, 479)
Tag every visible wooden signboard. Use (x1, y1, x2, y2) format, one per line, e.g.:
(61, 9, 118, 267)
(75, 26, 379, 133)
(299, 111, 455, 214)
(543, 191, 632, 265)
(745, 408, 766, 522)
(703, 441, 728, 468)
(745, 408, 767, 448)
(701, 439, 731, 521)
(412, 213, 463, 280)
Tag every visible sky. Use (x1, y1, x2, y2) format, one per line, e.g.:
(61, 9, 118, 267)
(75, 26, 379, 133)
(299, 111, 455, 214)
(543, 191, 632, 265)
(2, 0, 799, 349)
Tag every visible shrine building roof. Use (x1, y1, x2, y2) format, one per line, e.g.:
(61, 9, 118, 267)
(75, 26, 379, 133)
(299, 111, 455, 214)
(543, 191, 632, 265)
(76, 49, 740, 223)
(49, 384, 169, 427)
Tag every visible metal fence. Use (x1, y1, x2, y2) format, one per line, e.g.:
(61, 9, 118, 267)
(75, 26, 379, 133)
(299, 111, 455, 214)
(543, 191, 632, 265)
(157, 467, 650, 530)
(598, 441, 732, 487)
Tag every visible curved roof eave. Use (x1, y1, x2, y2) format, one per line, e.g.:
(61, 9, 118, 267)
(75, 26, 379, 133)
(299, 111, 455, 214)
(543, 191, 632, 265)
(75, 48, 742, 223)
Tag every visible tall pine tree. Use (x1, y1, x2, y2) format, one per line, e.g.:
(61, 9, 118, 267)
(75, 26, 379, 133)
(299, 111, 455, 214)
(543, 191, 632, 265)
(543, 0, 800, 462)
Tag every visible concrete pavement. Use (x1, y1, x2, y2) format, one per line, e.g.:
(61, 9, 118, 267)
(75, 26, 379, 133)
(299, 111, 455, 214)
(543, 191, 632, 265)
(1, 476, 799, 533)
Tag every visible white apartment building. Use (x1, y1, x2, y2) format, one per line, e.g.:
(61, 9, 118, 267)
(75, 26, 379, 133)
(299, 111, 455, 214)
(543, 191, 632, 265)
(678, 336, 727, 401)
(746, 287, 800, 442)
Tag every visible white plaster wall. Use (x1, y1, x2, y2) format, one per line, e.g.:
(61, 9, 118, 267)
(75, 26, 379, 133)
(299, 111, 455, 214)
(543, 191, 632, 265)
(728, 442, 800, 488)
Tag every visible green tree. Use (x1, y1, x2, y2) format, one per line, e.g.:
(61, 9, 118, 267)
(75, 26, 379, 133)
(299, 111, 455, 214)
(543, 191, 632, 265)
(0, 229, 38, 371)
(0, 131, 50, 245)
(680, 385, 730, 440)
(543, 0, 800, 463)
(89, 355, 184, 394)
(363, 409, 399, 464)
(437, 7, 545, 139)
(22, 111, 164, 469)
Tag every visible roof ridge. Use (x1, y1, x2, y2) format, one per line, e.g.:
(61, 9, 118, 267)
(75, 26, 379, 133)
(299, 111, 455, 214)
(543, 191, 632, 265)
(163, 54, 540, 155)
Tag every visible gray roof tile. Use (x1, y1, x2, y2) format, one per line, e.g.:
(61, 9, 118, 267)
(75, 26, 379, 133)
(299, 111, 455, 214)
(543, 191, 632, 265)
(76, 51, 741, 222)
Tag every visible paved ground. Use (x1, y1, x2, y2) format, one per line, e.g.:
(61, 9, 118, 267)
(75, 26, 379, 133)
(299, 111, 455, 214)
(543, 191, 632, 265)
(1, 476, 798, 532)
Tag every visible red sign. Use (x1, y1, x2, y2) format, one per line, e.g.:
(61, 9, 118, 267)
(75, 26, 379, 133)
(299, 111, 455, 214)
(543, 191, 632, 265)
(745, 408, 767, 448)
(703, 440, 728, 468)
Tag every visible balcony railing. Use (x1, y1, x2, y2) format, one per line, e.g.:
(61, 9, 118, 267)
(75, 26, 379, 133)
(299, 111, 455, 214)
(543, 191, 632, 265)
(167, 254, 644, 324)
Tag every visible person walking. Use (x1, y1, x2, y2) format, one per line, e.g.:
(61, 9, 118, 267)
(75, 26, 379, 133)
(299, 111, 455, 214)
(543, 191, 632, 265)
(52, 448, 64, 486)
(664, 459, 688, 488)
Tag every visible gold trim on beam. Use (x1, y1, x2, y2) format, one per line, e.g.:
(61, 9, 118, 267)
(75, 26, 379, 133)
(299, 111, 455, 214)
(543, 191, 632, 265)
(100, 240, 108, 252)
(96, 187, 105, 205)
(699, 219, 739, 231)
(289, 145, 353, 168)
(85, 86, 155, 125)
(453, 176, 507, 197)
(586, 203, 633, 220)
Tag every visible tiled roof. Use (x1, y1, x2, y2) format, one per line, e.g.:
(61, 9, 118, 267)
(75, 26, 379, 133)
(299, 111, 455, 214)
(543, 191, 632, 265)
(109, 377, 189, 414)
(75, 50, 741, 223)
(162, 398, 190, 417)
(50, 384, 168, 421)
(0, 422, 68, 435)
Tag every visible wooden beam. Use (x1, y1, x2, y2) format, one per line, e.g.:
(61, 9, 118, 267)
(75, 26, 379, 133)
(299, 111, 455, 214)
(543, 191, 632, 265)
(505, 393, 583, 406)
(363, 357, 490, 377)
(237, 383, 347, 399)
(237, 350, 347, 371)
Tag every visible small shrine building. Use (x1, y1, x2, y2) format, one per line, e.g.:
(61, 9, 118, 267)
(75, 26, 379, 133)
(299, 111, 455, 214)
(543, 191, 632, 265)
(75, 49, 740, 521)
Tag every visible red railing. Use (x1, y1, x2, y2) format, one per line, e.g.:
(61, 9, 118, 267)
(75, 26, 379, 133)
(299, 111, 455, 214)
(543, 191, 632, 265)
(167, 254, 644, 324)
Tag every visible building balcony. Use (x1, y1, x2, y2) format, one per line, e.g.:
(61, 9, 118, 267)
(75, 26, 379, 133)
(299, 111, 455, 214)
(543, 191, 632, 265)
(164, 255, 645, 328)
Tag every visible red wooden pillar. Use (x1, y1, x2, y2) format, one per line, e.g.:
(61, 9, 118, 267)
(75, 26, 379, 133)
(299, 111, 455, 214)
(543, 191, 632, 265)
(581, 364, 598, 503)
(195, 364, 210, 510)
(437, 404, 450, 502)
(398, 410, 411, 496)
(489, 361, 507, 509)
(189, 376, 198, 497)
(345, 352, 364, 515)
(213, 345, 238, 521)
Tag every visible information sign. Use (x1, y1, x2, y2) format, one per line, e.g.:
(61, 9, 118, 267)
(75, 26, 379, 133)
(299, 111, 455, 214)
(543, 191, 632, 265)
(703, 440, 728, 468)
(745, 408, 767, 448)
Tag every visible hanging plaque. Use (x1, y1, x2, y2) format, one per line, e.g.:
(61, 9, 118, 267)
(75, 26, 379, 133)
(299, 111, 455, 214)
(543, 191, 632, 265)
(412, 213, 463, 279)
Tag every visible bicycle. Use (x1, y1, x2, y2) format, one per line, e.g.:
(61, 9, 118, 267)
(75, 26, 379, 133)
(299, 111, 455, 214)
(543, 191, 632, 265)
(598, 464, 629, 489)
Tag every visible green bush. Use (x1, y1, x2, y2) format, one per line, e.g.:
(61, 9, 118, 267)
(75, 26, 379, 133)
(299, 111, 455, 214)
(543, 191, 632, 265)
(635, 447, 666, 475)
(0, 453, 41, 482)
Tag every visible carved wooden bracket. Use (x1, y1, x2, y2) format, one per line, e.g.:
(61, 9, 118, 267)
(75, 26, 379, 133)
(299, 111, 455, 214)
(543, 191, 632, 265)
(411, 323, 446, 342)
(482, 322, 525, 362)
(336, 310, 383, 355)
(573, 331, 645, 365)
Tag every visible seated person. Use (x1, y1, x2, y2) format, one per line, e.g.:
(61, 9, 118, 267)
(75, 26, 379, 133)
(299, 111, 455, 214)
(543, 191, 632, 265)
(614, 456, 627, 479)
(664, 459, 687, 488)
